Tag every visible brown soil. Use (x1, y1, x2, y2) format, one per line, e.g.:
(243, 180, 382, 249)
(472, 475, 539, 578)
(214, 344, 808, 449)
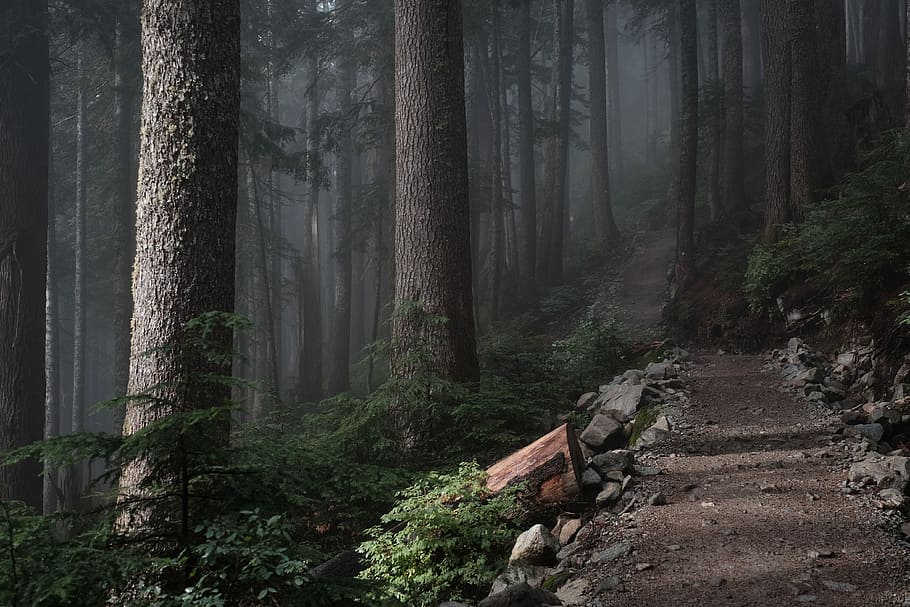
(616, 228, 676, 339)
(583, 354, 910, 606)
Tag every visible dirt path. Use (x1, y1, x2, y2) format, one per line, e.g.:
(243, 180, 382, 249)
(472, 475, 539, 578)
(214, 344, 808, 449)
(586, 354, 909, 606)
(614, 228, 676, 339)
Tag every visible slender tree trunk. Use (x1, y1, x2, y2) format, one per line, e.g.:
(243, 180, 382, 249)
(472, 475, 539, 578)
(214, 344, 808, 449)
(761, 0, 791, 240)
(117, 0, 239, 538)
(906, 0, 910, 128)
(847, 0, 862, 64)
(876, 0, 904, 116)
(488, 6, 504, 324)
(644, 29, 655, 165)
(672, 0, 698, 291)
(741, 0, 762, 92)
(605, 2, 624, 188)
(67, 39, 87, 512)
(704, 0, 721, 222)
(44, 128, 60, 515)
(665, 3, 681, 227)
(587, 0, 619, 246)
(112, 17, 137, 434)
(328, 22, 355, 395)
(861, 0, 880, 67)
(502, 79, 520, 280)
(517, 0, 537, 286)
(266, 1, 283, 397)
(789, 0, 819, 218)
(720, 0, 744, 218)
(538, 0, 574, 285)
(391, 0, 479, 386)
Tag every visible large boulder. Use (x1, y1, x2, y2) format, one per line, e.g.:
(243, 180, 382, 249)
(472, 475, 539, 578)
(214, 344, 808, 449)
(590, 450, 635, 476)
(479, 582, 562, 607)
(579, 414, 623, 450)
(843, 423, 884, 442)
(509, 524, 561, 566)
(848, 455, 910, 488)
(644, 361, 677, 380)
(594, 384, 643, 422)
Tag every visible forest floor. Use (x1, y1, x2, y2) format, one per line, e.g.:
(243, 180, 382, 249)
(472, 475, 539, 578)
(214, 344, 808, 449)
(582, 353, 910, 606)
(576, 229, 910, 605)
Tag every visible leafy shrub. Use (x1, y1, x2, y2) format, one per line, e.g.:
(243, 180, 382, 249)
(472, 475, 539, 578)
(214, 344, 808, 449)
(358, 463, 520, 607)
(745, 131, 910, 314)
(550, 308, 627, 390)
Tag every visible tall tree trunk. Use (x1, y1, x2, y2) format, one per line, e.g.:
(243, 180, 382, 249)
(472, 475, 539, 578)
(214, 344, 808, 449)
(847, 0, 862, 64)
(44, 127, 59, 514)
(906, 0, 910, 128)
(587, 0, 619, 245)
(501, 72, 520, 280)
(741, 0, 762, 92)
(719, 0, 744, 218)
(538, 0, 574, 285)
(789, 0, 819, 218)
(704, 0, 721, 222)
(266, 1, 283, 398)
(112, 17, 137, 434)
(117, 0, 239, 537)
(644, 28, 655, 165)
(391, 0, 479, 387)
(328, 22, 355, 395)
(605, 2, 624, 188)
(760, 0, 791, 240)
(517, 0, 537, 286)
(67, 39, 87, 512)
(665, 3, 681, 227)
(488, 6, 504, 324)
(876, 0, 904, 116)
(861, 0, 880, 67)
(299, 21, 323, 403)
(672, 0, 698, 292)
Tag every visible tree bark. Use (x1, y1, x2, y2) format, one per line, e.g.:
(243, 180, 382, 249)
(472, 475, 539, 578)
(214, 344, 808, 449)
(391, 0, 479, 385)
(517, 0, 537, 286)
(117, 0, 239, 536)
(0, 0, 49, 509)
(488, 6, 504, 324)
(328, 22, 355, 395)
(741, 0, 762, 92)
(605, 2, 624, 189)
(789, 0, 819, 217)
(44, 124, 59, 514)
(704, 0, 721, 222)
(906, 0, 910, 128)
(538, 0, 574, 285)
(672, 0, 698, 292)
(719, 0, 744, 218)
(761, 0, 791, 240)
(816, 0, 848, 183)
(586, 0, 619, 246)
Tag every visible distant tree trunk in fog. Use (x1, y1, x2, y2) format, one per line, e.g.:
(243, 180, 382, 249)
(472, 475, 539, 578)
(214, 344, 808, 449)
(665, 3, 681, 226)
(328, 28, 354, 395)
(266, 3, 283, 399)
(704, 0, 721, 222)
(44, 135, 60, 514)
(501, 72, 520, 280)
(586, 0, 619, 245)
(644, 29, 656, 165)
(846, 0, 861, 64)
(117, 0, 239, 532)
(719, 0, 744, 218)
(250, 164, 280, 412)
(789, 0, 820, 216)
(517, 0, 537, 286)
(875, 0, 903, 115)
(538, 0, 574, 285)
(299, 27, 324, 403)
(861, 0, 880, 67)
(816, 0, 849, 183)
(488, 6, 504, 324)
(672, 0, 698, 291)
(605, 3, 624, 188)
(391, 0, 479, 386)
(760, 0, 791, 240)
(67, 40, 87, 512)
(112, 19, 137, 435)
(741, 0, 762, 92)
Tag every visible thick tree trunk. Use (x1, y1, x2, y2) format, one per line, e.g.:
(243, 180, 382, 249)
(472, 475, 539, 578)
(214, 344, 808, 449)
(117, 0, 239, 537)
(672, 0, 698, 292)
(861, 0, 880, 67)
(876, 0, 904, 117)
(488, 6, 504, 324)
(704, 0, 721, 222)
(112, 17, 138, 434)
(760, 0, 791, 240)
(0, 1, 48, 509)
(816, 0, 848, 183)
(328, 25, 355, 395)
(538, 0, 574, 285)
(67, 39, 88, 512)
(605, 3, 624, 189)
(719, 0, 744, 218)
(789, 0, 819, 217)
(586, 0, 619, 246)
(517, 0, 537, 286)
(665, 4, 681, 227)
(906, 0, 910, 128)
(391, 0, 479, 386)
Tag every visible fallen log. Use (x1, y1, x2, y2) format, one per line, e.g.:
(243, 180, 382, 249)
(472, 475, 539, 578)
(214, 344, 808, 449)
(485, 423, 584, 505)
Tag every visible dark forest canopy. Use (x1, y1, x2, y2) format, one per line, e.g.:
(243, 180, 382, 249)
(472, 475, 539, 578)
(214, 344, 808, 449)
(1, 0, 910, 604)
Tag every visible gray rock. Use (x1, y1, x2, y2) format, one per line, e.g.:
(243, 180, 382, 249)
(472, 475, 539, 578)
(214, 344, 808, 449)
(555, 578, 589, 606)
(636, 416, 671, 448)
(820, 580, 858, 593)
(597, 575, 625, 593)
(591, 541, 632, 564)
(594, 384, 643, 422)
(595, 482, 623, 506)
(557, 518, 583, 545)
(622, 369, 644, 383)
(644, 361, 676, 380)
(490, 563, 551, 595)
(792, 367, 824, 386)
(647, 492, 667, 506)
(848, 455, 910, 486)
(579, 414, 624, 450)
(876, 488, 905, 509)
(894, 363, 910, 386)
(576, 392, 598, 409)
(479, 582, 563, 607)
(590, 450, 635, 475)
(788, 337, 805, 353)
(510, 524, 561, 566)
(632, 464, 662, 476)
(844, 423, 884, 442)
(836, 352, 856, 367)
(894, 383, 910, 400)
(581, 467, 602, 488)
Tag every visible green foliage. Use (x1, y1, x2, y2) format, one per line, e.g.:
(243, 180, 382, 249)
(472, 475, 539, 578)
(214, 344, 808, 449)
(550, 308, 627, 389)
(745, 131, 910, 314)
(359, 463, 520, 607)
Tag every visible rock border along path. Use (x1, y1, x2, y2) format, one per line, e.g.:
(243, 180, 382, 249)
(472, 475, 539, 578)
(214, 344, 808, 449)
(578, 353, 909, 606)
